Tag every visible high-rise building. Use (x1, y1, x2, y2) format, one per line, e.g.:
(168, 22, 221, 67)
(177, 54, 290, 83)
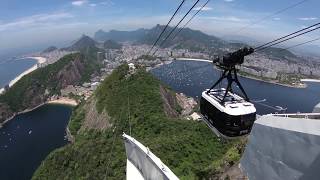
(97, 52, 105, 61)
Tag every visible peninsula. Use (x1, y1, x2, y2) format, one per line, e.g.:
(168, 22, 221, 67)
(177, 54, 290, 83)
(0, 57, 47, 95)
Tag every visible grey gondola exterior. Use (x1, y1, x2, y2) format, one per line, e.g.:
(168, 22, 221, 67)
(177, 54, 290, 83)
(200, 89, 256, 137)
(241, 115, 320, 180)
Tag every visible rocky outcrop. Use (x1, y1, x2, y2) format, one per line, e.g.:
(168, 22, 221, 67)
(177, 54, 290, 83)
(219, 163, 247, 180)
(56, 56, 85, 88)
(80, 98, 111, 131)
(0, 103, 13, 124)
(24, 86, 48, 108)
(176, 93, 197, 116)
(159, 85, 180, 118)
(159, 85, 198, 119)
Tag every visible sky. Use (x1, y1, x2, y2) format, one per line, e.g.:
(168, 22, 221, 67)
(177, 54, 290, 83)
(0, 0, 319, 56)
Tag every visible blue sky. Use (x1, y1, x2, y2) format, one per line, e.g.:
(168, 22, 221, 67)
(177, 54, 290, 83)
(0, 0, 319, 55)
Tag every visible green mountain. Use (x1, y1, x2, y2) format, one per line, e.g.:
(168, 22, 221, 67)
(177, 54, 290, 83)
(94, 28, 147, 42)
(103, 40, 122, 49)
(94, 25, 301, 59)
(0, 36, 104, 123)
(32, 65, 245, 179)
(139, 25, 227, 54)
(95, 25, 227, 53)
(67, 35, 99, 52)
(260, 47, 297, 60)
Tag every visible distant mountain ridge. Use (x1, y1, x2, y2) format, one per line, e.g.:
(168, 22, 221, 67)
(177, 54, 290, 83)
(103, 40, 122, 49)
(94, 28, 147, 42)
(66, 35, 98, 52)
(95, 25, 231, 55)
(94, 25, 298, 60)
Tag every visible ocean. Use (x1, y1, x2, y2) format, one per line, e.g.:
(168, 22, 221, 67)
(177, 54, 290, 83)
(0, 58, 37, 88)
(0, 104, 72, 180)
(151, 60, 320, 115)
(0, 57, 73, 180)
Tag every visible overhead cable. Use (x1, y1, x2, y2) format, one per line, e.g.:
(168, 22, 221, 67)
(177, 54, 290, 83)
(282, 37, 320, 51)
(171, 0, 211, 41)
(255, 22, 320, 50)
(255, 24, 320, 52)
(152, 0, 201, 56)
(147, 0, 186, 55)
(234, 0, 309, 34)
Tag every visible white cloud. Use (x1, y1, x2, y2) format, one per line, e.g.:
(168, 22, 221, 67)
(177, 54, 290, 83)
(193, 6, 213, 11)
(100, 0, 114, 6)
(224, 0, 234, 2)
(0, 12, 73, 32)
(298, 17, 318, 21)
(72, 0, 87, 6)
(201, 16, 248, 22)
(90, 3, 97, 7)
(273, 17, 281, 21)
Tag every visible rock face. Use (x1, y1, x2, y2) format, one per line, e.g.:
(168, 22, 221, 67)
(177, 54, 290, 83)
(159, 85, 180, 118)
(56, 56, 85, 88)
(80, 98, 111, 131)
(0, 103, 13, 124)
(159, 85, 198, 119)
(220, 163, 247, 180)
(176, 93, 197, 116)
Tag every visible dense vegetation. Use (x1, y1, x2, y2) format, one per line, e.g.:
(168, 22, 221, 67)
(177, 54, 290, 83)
(104, 40, 122, 49)
(260, 47, 297, 60)
(0, 53, 78, 112)
(33, 65, 245, 179)
(0, 36, 103, 114)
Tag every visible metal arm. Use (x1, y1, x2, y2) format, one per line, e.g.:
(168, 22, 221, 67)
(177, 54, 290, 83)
(208, 47, 254, 104)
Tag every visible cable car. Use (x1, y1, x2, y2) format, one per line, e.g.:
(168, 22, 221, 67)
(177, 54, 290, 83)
(200, 88, 256, 138)
(199, 47, 257, 138)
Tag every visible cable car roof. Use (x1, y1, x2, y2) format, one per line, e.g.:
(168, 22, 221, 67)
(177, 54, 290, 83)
(202, 89, 256, 116)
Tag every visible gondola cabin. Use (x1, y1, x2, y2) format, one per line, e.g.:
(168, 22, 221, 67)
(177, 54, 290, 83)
(200, 88, 256, 138)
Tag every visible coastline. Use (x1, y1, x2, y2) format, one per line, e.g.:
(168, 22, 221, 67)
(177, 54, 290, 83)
(0, 103, 46, 128)
(301, 79, 320, 83)
(238, 73, 307, 89)
(47, 98, 78, 106)
(0, 56, 47, 95)
(173, 58, 307, 89)
(0, 97, 77, 129)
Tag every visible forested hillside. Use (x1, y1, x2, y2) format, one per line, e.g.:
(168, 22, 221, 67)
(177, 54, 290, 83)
(33, 65, 245, 179)
(0, 37, 104, 123)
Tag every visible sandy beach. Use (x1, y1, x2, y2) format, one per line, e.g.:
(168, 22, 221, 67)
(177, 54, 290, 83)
(48, 98, 78, 106)
(176, 57, 212, 63)
(26, 56, 47, 64)
(0, 56, 46, 94)
(301, 79, 320, 83)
